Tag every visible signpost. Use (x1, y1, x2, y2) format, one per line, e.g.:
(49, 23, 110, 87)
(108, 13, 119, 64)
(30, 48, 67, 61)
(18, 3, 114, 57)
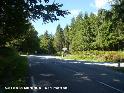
(62, 48, 67, 57)
(62, 48, 67, 51)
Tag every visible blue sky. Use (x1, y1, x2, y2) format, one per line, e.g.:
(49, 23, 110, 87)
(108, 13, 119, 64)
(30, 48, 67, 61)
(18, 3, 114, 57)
(31, 0, 112, 36)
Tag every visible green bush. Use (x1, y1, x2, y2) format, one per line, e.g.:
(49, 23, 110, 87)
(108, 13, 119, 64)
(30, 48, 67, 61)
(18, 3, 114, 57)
(54, 51, 62, 56)
(0, 47, 28, 93)
(0, 47, 18, 57)
(97, 52, 120, 62)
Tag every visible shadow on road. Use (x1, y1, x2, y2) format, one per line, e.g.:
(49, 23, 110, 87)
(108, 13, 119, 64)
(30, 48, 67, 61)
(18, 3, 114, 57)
(28, 55, 124, 93)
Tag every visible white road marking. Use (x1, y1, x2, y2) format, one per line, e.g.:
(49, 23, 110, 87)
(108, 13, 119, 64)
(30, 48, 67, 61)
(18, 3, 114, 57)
(29, 63, 31, 67)
(74, 72, 83, 76)
(31, 76, 38, 93)
(29, 62, 38, 93)
(84, 62, 124, 67)
(28, 55, 124, 93)
(97, 81, 124, 93)
(40, 74, 54, 77)
(65, 67, 124, 93)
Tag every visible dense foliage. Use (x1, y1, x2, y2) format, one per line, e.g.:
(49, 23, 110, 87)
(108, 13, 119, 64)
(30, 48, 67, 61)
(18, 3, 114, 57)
(39, 30, 55, 54)
(0, 0, 69, 92)
(0, 47, 28, 93)
(64, 51, 124, 62)
(52, 0, 124, 52)
(0, 0, 69, 47)
(34, 0, 124, 56)
(54, 24, 65, 52)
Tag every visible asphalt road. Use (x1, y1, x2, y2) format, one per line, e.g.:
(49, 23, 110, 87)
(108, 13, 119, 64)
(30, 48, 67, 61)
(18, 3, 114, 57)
(28, 55, 124, 93)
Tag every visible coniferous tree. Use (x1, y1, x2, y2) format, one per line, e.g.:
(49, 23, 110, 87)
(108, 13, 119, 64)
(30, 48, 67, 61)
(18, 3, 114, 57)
(54, 24, 65, 52)
(39, 30, 55, 54)
(63, 25, 70, 50)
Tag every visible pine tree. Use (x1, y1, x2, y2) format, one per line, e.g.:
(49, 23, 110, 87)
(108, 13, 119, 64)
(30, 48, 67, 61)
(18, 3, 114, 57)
(54, 24, 65, 52)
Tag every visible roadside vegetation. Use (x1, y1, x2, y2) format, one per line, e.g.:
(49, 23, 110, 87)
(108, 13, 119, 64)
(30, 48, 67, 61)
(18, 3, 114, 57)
(63, 51, 124, 62)
(41, 0, 124, 63)
(0, 0, 69, 93)
(0, 47, 28, 93)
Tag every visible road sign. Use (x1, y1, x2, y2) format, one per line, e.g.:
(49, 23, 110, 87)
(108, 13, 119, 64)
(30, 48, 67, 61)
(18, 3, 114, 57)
(62, 48, 67, 51)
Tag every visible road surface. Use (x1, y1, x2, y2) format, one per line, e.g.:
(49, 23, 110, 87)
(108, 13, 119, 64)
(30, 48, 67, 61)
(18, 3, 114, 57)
(28, 55, 124, 93)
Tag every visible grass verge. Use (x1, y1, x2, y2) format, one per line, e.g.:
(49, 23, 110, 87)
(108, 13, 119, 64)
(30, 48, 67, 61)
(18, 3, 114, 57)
(63, 51, 124, 62)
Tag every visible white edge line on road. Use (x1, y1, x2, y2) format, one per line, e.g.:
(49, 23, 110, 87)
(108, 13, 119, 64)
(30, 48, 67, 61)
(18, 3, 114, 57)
(29, 63, 31, 67)
(97, 81, 124, 93)
(29, 63, 38, 93)
(31, 76, 38, 93)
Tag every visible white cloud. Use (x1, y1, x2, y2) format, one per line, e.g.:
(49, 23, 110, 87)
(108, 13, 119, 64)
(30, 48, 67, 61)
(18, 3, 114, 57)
(91, 0, 112, 9)
(69, 9, 82, 17)
(95, 0, 107, 8)
(93, 11, 98, 15)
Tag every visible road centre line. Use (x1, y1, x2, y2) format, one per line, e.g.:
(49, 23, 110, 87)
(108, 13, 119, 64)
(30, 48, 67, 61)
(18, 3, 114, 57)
(29, 62, 38, 93)
(31, 76, 38, 93)
(63, 67, 124, 93)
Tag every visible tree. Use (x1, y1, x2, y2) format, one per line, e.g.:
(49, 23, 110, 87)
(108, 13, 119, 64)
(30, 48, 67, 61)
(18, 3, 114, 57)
(70, 13, 84, 51)
(110, 0, 124, 50)
(63, 25, 70, 50)
(39, 31, 55, 54)
(40, 30, 50, 54)
(111, 0, 124, 22)
(0, 0, 69, 22)
(70, 12, 96, 51)
(0, 0, 70, 47)
(54, 24, 65, 52)
(19, 24, 40, 54)
(53, 0, 124, 52)
(67, 17, 76, 50)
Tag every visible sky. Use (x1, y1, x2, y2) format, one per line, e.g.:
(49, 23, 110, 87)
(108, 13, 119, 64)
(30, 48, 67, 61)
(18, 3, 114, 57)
(31, 0, 112, 36)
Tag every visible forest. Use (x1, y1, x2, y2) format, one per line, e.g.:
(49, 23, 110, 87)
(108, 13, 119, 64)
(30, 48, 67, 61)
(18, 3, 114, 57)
(0, 0, 124, 92)
(1, 0, 124, 55)
(39, 0, 124, 62)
